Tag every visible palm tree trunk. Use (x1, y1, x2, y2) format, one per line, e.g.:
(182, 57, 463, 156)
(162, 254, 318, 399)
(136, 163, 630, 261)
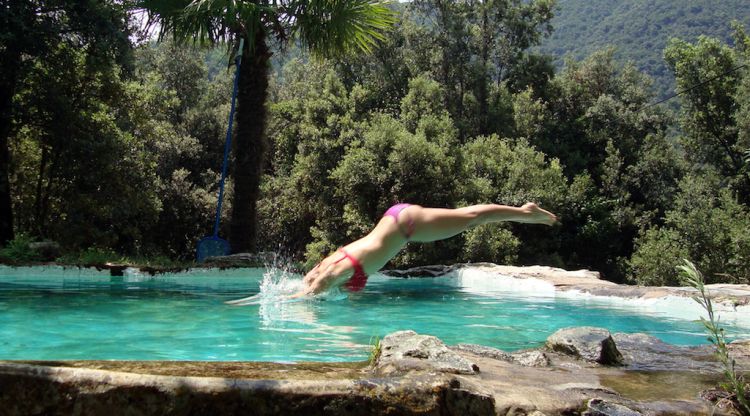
(229, 29, 270, 253)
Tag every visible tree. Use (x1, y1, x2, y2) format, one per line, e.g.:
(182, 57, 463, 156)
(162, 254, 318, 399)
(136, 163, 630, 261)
(631, 171, 750, 285)
(665, 30, 750, 202)
(514, 49, 676, 281)
(0, 0, 132, 245)
(404, 0, 554, 138)
(140, 0, 396, 253)
(9, 40, 165, 252)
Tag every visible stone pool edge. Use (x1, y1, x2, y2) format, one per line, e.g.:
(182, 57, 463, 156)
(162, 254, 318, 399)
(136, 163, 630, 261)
(383, 263, 750, 329)
(0, 359, 491, 415)
(392, 263, 750, 301)
(2, 327, 748, 415)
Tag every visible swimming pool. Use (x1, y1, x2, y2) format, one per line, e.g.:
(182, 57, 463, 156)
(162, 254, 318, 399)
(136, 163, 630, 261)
(1, 265, 747, 362)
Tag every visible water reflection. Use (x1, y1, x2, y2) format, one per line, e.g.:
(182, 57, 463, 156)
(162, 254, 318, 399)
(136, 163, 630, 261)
(248, 267, 367, 360)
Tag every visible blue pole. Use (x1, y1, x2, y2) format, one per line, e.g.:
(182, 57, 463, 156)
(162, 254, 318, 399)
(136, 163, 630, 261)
(212, 39, 244, 237)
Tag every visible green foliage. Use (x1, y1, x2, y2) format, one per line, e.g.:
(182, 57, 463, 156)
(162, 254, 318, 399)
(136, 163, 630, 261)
(460, 136, 567, 208)
(0, 234, 44, 264)
(5, 37, 237, 260)
(399, 75, 448, 133)
(520, 47, 676, 281)
(677, 260, 750, 415)
(627, 26, 750, 286)
(630, 228, 690, 286)
(0, 0, 135, 245)
(665, 31, 750, 202)
(57, 247, 123, 266)
(10, 41, 161, 252)
(2, 0, 749, 291)
(258, 48, 569, 269)
(461, 225, 519, 265)
(632, 172, 750, 285)
(402, 0, 555, 137)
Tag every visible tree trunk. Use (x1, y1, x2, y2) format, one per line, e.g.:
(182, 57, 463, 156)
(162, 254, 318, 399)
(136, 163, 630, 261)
(0, 49, 19, 245)
(34, 144, 50, 237)
(477, 3, 490, 135)
(229, 30, 270, 253)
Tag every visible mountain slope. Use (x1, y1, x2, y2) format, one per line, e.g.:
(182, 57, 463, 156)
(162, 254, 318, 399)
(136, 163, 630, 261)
(538, 0, 750, 99)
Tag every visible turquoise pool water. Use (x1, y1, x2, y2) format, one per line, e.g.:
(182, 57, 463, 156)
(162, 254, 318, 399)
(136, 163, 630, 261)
(0, 266, 745, 362)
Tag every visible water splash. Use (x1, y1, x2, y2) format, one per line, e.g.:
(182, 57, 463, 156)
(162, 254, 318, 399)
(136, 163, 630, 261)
(258, 266, 305, 299)
(226, 253, 348, 305)
(226, 259, 303, 305)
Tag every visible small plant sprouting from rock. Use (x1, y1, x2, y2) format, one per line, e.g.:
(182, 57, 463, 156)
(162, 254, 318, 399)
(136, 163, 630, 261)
(677, 259, 750, 415)
(368, 336, 382, 366)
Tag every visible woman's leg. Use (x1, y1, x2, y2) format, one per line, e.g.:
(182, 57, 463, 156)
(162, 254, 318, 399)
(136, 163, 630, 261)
(408, 203, 556, 242)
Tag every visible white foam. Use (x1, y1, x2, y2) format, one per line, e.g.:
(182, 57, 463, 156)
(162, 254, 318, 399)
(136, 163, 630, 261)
(557, 288, 750, 332)
(455, 267, 557, 298)
(452, 266, 750, 331)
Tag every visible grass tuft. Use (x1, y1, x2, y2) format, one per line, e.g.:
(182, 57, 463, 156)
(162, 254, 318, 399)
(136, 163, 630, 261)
(677, 259, 750, 415)
(368, 336, 382, 366)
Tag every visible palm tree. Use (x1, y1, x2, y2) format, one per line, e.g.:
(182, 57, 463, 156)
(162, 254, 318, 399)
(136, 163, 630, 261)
(139, 0, 396, 253)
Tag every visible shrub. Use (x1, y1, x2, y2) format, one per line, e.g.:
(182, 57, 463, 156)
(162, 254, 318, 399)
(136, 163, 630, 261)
(630, 227, 690, 286)
(631, 172, 750, 285)
(0, 234, 44, 264)
(460, 224, 519, 265)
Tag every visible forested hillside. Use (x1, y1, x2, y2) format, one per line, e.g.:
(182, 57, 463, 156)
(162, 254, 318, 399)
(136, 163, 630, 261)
(538, 0, 750, 99)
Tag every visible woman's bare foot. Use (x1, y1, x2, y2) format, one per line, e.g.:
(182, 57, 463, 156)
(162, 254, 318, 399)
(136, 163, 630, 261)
(521, 202, 557, 225)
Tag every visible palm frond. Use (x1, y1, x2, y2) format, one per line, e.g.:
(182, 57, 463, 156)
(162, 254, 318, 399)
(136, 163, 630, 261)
(138, 0, 395, 58)
(137, 0, 270, 47)
(291, 0, 397, 58)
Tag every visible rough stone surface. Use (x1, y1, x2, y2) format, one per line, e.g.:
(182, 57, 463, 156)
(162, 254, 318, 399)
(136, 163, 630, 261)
(1, 327, 742, 416)
(382, 264, 458, 278)
(612, 332, 719, 372)
(377, 331, 479, 375)
(583, 399, 643, 416)
(0, 363, 494, 416)
(452, 344, 550, 367)
(451, 343, 512, 361)
(546, 327, 625, 366)
(511, 350, 551, 367)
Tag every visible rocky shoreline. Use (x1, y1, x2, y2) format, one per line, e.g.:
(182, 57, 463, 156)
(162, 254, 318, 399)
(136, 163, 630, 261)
(1, 327, 748, 415)
(385, 263, 750, 306)
(384, 263, 750, 331)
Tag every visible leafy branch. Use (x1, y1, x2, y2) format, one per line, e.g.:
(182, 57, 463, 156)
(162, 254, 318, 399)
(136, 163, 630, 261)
(677, 259, 750, 415)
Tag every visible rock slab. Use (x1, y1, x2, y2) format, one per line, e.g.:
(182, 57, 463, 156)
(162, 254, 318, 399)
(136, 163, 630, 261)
(377, 330, 480, 375)
(0, 363, 494, 416)
(583, 399, 643, 416)
(547, 327, 624, 366)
